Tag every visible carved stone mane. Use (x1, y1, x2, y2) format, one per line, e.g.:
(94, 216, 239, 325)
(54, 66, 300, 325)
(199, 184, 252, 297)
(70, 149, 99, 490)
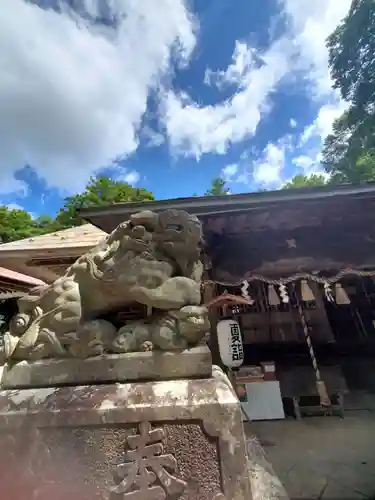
(1, 209, 209, 361)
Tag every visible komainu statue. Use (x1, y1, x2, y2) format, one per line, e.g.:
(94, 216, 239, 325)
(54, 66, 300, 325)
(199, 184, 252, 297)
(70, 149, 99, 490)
(1, 209, 211, 361)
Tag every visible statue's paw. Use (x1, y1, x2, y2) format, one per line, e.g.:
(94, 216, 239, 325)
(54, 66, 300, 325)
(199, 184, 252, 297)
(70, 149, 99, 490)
(27, 343, 55, 361)
(140, 340, 153, 352)
(66, 320, 117, 358)
(0, 340, 6, 364)
(111, 321, 152, 353)
(178, 305, 209, 316)
(110, 332, 135, 353)
(131, 276, 201, 311)
(174, 306, 210, 345)
(152, 325, 188, 351)
(3, 332, 19, 359)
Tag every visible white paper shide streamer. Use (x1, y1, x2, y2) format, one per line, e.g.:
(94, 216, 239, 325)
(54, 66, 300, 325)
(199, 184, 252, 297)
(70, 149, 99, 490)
(217, 319, 244, 368)
(241, 279, 254, 304)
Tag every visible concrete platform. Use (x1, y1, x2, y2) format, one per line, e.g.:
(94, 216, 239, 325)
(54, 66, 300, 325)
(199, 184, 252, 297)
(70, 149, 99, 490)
(247, 410, 375, 500)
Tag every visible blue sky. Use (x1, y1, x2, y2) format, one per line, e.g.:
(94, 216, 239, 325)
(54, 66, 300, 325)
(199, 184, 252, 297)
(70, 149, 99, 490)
(0, 0, 350, 217)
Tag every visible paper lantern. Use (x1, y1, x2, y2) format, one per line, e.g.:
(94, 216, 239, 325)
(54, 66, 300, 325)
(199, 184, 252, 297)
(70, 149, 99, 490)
(216, 319, 244, 368)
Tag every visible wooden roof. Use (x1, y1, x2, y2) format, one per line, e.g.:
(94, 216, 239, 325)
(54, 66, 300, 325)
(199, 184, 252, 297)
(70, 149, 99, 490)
(80, 184, 375, 278)
(0, 224, 107, 284)
(0, 223, 106, 256)
(79, 183, 375, 233)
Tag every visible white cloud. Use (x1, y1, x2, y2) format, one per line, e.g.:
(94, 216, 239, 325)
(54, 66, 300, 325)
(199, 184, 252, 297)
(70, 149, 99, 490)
(283, 0, 351, 177)
(292, 155, 315, 172)
(121, 171, 140, 186)
(0, 0, 353, 195)
(283, 0, 352, 98)
(142, 126, 165, 148)
(290, 118, 297, 128)
(221, 163, 238, 182)
(291, 153, 327, 177)
(292, 99, 349, 175)
(162, 0, 352, 160)
(300, 101, 348, 146)
(0, 178, 29, 196)
(112, 167, 141, 186)
(5, 203, 24, 211)
(204, 41, 258, 89)
(253, 141, 286, 187)
(163, 36, 292, 158)
(280, 1, 351, 181)
(0, 0, 196, 193)
(220, 135, 294, 188)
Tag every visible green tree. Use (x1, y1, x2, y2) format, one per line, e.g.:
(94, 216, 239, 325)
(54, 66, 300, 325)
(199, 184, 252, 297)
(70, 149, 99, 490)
(283, 174, 328, 189)
(33, 214, 55, 229)
(55, 175, 155, 228)
(204, 178, 230, 196)
(0, 207, 49, 243)
(0, 176, 155, 243)
(322, 0, 375, 182)
(328, 0, 375, 109)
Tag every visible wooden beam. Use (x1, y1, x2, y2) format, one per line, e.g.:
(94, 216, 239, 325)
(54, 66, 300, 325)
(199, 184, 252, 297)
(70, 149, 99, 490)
(208, 222, 375, 279)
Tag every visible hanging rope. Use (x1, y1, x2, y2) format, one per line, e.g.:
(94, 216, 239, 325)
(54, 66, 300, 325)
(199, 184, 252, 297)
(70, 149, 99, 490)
(292, 284, 331, 409)
(298, 303, 331, 408)
(203, 267, 375, 288)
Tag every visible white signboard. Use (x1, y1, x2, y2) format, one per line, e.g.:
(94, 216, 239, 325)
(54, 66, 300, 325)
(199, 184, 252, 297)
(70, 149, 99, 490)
(216, 319, 244, 368)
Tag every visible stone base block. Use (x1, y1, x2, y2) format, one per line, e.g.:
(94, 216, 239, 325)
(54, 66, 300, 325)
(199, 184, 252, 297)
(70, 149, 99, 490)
(0, 366, 252, 499)
(1, 345, 212, 389)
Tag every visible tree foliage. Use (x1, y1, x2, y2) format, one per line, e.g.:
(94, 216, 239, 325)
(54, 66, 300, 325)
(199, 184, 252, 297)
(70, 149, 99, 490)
(0, 176, 155, 243)
(328, 0, 375, 108)
(0, 207, 54, 243)
(204, 178, 230, 196)
(323, 0, 375, 182)
(55, 176, 154, 229)
(282, 174, 328, 189)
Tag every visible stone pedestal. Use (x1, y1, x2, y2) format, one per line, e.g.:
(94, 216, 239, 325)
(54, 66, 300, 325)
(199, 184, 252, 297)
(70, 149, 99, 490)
(0, 366, 252, 499)
(1, 346, 212, 389)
